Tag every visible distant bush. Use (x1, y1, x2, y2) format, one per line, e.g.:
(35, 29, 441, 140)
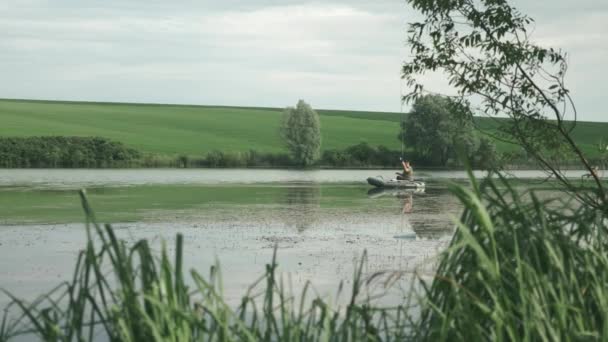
(0, 136, 141, 168)
(198, 145, 403, 168)
(177, 154, 190, 168)
(322, 142, 401, 167)
(201, 150, 293, 168)
(204, 150, 244, 167)
(0, 137, 556, 169)
(244, 149, 292, 167)
(320, 149, 352, 167)
(472, 137, 500, 170)
(136, 154, 176, 167)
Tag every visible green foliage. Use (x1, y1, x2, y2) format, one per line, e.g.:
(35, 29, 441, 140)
(0, 99, 399, 156)
(243, 149, 292, 168)
(280, 100, 322, 167)
(0, 99, 606, 163)
(598, 139, 608, 170)
(203, 150, 247, 168)
(0, 136, 141, 168)
(321, 143, 400, 167)
(202, 150, 292, 168)
(401, 95, 477, 166)
(0, 140, 399, 169)
(473, 137, 499, 170)
(402, 0, 607, 200)
(414, 174, 608, 341)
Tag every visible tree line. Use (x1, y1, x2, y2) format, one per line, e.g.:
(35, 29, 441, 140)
(0, 135, 406, 168)
(279, 97, 501, 169)
(163, 143, 404, 168)
(279, 97, 606, 170)
(2, 98, 598, 169)
(0, 136, 141, 168)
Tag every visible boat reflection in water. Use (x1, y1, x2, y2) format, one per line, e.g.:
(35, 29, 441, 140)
(367, 187, 457, 240)
(366, 187, 425, 199)
(367, 187, 423, 240)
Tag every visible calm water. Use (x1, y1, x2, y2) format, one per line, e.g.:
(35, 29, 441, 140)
(0, 168, 569, 310)
(0, 168, 593, 188)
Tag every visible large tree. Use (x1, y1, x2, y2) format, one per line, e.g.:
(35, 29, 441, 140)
(402, 94, 477, 166)
(280, 100, 321, 167)
(402, 0, 605, 205)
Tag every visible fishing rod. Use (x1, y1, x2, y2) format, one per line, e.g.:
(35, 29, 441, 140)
(400, 77, 405, 160)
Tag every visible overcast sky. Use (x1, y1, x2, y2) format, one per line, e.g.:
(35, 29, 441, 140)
(1, 0, 606, 121)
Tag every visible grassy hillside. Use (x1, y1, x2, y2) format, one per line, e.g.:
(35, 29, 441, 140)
(0, 99, 401, 156)
(0, 98, 605, 157)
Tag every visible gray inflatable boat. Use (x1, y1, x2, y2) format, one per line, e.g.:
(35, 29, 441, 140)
(367, 176, 425, 189)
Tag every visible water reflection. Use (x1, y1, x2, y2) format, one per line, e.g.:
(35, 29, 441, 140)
(282, 185, 321, 232)
(366, 187, 425, 199)
(410, 189, 460, 239)
(0, 183, 460, 309)
(0, 169, 592, 188)
(367, 187, 459, 239)
(395, 192, 417, 240)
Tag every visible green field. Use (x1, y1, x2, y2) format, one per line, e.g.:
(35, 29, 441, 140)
(0, 99, 402, 156)
(0, 98, 605, 157)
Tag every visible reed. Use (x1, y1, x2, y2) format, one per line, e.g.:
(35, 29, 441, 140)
(414, 172, 608, 340)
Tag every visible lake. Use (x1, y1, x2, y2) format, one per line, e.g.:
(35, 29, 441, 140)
(0, 168, 579, 309)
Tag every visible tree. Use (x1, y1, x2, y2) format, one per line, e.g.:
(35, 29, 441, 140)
(280, 100, 322, 167)
(402, 0, 605, 206)
(474, 136, 499, 170)
(401, 94, 477, 166)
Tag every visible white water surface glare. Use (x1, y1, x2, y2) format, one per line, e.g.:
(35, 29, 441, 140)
(0, 168, 577, 312)
(0, 168, 592, 188)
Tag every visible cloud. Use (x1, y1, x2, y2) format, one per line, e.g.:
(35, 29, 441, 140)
(0, 1, 407, 110)
(528, 9, 608, 122)
(0, 0, 605, 121)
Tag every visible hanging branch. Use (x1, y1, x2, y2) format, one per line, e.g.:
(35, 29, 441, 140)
(402, 0, 606, 208)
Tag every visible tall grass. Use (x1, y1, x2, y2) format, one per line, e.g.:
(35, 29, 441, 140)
(414, 172, 608, 340)
(2, 173, 607, 341)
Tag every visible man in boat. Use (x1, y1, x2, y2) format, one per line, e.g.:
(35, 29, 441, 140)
(396, 158, 414, 181)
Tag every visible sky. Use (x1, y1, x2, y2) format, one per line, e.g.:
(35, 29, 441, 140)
(0, 0, 606, 122)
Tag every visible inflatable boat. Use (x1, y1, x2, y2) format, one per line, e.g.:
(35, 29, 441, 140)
(366, 176, 425, 189)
